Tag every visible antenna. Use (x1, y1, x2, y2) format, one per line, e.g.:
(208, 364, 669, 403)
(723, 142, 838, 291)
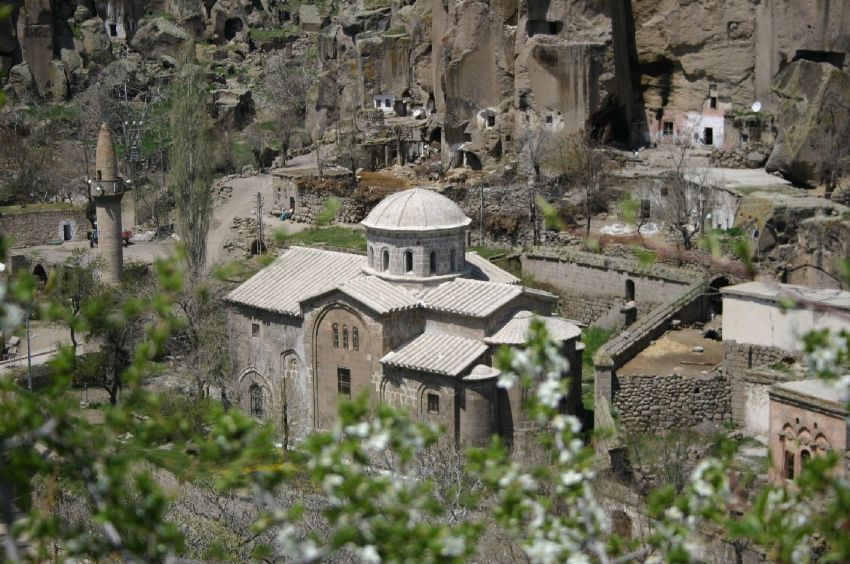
(751, 101, 762, 112)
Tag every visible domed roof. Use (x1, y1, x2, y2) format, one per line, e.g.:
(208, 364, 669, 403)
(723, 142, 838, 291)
(361, 188, 471, 232)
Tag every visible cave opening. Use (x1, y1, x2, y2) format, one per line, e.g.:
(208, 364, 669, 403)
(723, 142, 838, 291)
(224, 18, 244, 41)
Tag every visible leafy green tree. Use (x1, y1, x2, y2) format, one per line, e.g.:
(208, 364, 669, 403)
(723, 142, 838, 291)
(169, 43, 214, 279)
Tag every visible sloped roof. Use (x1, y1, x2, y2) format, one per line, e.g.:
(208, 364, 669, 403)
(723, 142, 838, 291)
(226, 246, 365, 316)
(361, 188, 471, 232)
(417, 278, 522, 318)
(485, 310, 582, 345)
(465, 252, 520, 284)
(337, 275, 421, 314)
(381, 332, 487, 376)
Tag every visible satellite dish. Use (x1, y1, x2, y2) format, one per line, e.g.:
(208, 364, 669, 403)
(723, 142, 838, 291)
(752, 101, 762, 112)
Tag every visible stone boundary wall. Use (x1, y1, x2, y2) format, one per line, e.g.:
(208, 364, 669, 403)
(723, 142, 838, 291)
(0, 208, 89, 247)
(595, 280, 710, 432)
(599, 280, 707, 368)
(290, 188, 371, 224)
(724, 340, 796, 426)
(559, 292, 624, 326)
(521, 248, 699, 325)
(612, 371, 731, 433)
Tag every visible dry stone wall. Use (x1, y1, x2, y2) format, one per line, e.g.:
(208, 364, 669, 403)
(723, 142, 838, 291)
(612, 371, 731, 433)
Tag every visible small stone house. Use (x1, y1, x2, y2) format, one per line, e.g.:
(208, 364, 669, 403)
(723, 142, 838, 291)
(226, 188, 583, 449)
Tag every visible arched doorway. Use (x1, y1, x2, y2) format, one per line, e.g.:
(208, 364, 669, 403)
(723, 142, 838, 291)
(707, 276, 730, 315)
(33, 264, 48, 285)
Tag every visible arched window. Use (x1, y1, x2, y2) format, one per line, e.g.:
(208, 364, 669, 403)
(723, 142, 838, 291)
(625, 279, 635, 301)
(800, 449, 811, 470)
(382, 249, 389, 271)
(368, 246, 374, 268)
(784, 451, 795, 480)
(250, 384, 264, 419)
(332, 323, 339, 349)
(450, 249, 456, 271)
(429, 251, 436, 274)
(97, 170, 102, 181)
(352, 327, 359, 351)
(343, 325, 349, 349)
(404, 250, 414, 274)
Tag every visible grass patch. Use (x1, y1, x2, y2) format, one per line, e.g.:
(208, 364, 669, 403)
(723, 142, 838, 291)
(470, 245, 511, 259)
(283, 226, 366, 252)
(24, 102, 80, 123)
(580, 326, 617, 410)
(230, 140, 254, 169)
(0, 202, 77, 214)
(251, 25, 301, 42)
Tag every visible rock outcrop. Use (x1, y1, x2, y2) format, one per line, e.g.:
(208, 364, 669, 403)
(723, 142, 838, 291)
(131, 17, 191, 60)
(766, 60, 850, 186)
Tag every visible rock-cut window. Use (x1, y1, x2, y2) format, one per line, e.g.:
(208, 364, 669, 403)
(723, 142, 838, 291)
(332, 323, 339, 349)
(250, 384, 264, 419)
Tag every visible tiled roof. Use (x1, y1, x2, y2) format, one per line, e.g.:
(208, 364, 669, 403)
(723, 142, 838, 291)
(485, 310, 582, 345)
(338, 275, 421, 314)
(381, 332, 487, 376)
(465, 252, 520, 284)
(226, 246, 365, 316)
(418, 278, 522, 317)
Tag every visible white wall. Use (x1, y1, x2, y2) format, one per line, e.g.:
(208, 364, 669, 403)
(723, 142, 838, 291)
(723, 295, 850, 351)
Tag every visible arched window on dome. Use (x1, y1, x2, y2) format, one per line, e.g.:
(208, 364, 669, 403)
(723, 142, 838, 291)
(429, 251, 436, 274)
(404, 250, 414, 274)
(368, 246, 374, 268)
(450, 249, 456, 271)
(382, 249, 389, 271)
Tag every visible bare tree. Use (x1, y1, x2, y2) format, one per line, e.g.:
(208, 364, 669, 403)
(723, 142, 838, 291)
(261, 52, 314, 167)
(548, 129, 610, 236)
(244, 121, 273, 173)
(335, 121, 364, 186)
(169, 44, 214, 278)
(654, 139, 715, 251)
(517, 120, 551, 183)
(0, 125, 62, 204)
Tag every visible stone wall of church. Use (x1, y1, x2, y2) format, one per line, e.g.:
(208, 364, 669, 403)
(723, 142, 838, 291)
(724, 340, 797, 427)
(227, 305, 310, 439)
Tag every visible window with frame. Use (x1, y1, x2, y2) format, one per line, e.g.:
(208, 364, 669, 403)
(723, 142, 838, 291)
(662, 121, 674, 136)
(338, 368, 351, 398)
(332, 323, 339, 349)
(352, 327, 359, 351)
(427, 393, 440, 414)
(343, 325, 349, 349)
(249, 384, 264, 419)
(784, 451, 795, 480)
(251, 323, 260, 337)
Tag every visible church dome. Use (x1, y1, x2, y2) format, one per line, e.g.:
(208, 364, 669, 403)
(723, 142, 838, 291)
(362, 188, 471, 232)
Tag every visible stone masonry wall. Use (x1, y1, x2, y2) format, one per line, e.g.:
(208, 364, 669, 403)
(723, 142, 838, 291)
(612, 372, 732, 433)
(0, 208, 90, 247)
(724, 340, 795, 425)
(522, 248, 698, 325)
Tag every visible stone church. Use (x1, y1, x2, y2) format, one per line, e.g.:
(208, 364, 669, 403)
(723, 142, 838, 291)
(226, 188, 583, 448)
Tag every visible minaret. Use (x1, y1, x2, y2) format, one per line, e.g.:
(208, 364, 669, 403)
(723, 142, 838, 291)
(93, 123, 124, 283)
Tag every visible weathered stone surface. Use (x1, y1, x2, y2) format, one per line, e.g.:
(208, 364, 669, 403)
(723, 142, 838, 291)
(7, 62, 35, 99)
(73, 4, 91, 23)
(766, 60, 850, 187)
(80, 17, 113, 64)
(49, 59, 68, 101)
(17, 0, 54, 94)
(213, 86, 255, 130)
(131, 17, 190, 60)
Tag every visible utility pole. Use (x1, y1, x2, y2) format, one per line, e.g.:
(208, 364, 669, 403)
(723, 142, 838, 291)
(479, 183, 485, 246)
(26, 311, 32, 391)
(256, 192, 264, 253)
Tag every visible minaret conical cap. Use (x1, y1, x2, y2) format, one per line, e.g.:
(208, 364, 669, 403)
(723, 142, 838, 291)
(95, 123, 118, 182)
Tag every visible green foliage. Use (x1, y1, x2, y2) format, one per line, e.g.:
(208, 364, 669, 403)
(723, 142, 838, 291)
(581, 326, 616, 409)
(277, 225, 367, 252)
(169, 44, 215, 278)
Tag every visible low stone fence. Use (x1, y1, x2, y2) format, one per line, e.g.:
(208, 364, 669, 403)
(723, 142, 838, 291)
(612, 371, 731, 433)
